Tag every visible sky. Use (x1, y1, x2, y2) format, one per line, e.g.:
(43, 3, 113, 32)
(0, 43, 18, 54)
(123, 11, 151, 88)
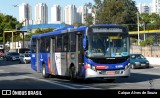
(0, 0, 152, 22)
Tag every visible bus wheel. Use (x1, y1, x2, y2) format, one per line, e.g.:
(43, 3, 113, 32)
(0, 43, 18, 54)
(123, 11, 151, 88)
(69, 66, 76, 81)
(42, 64, 49, 78)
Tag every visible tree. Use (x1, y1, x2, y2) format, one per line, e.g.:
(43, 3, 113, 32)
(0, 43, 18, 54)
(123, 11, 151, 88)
(139, 36, 155, 46)
(0, 13, 22, 42)
(85, 0, 138, 30)
(84, 3, 94, 26)
(145, 36, 154, 46)
(23, 28, 55, 41)
(73, 22, 84, 27)
(34, 28, 55, 34)
(139, 13, 160, 30)
(85, 13, 94, 26)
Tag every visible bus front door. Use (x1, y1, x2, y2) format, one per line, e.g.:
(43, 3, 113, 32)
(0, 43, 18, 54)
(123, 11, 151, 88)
(76, 32, 84, 76)
(50, 38, 55, 75)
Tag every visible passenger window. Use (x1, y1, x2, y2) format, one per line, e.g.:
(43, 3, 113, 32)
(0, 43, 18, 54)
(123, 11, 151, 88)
(56, 35, 62, 52)
(63, 34, 69, 52)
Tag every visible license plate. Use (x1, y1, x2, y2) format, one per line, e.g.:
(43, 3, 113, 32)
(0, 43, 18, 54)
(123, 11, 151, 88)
(106, 71, 115, 75)
(141, 64, 146, 66)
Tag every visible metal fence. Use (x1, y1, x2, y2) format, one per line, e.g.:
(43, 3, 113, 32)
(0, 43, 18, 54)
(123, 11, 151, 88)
(130, 45, 160, 57)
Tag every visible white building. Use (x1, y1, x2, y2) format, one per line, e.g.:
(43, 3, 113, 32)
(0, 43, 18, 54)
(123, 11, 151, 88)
(152, 0, 160, 14)
(64, 4, 77, 25)
(19, 3, 32, 26)
(137, 3, 151, 14)
(35, 3, 48, 24)
(77, 6, 88, 24)
(51, 5, 62, 24)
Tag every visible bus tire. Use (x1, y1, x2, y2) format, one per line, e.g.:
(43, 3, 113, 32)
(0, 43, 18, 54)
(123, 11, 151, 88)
(69, 65, 76, 81)
(42, 64, 49, 78)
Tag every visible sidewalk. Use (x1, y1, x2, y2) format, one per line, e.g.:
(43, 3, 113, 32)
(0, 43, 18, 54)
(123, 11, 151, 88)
(146, 57, 160, 67)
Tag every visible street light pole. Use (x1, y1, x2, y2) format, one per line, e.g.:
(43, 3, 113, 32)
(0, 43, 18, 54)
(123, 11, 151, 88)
(137, 12, 140, 46)
(93, 7, 96, 25)
(143, 22, 146, 41)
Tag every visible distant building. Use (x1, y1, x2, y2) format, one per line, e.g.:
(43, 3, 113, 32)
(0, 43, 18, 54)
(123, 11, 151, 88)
(64, 4, 77, 25)
(77, 6, 88, 24)
(51, 5, 62, 24)
(152, 0, 160, 14)
(19, 3, 32, 26)
(35, 3, 48, 24)
(137, 3, 151, 14)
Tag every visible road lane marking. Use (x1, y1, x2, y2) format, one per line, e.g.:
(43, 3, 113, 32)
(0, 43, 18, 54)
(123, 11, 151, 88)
(21, 76, 101, 89)
(22, 76, 77, 89)
(0, 70, 4, 72)
(58, 82, 101, 89)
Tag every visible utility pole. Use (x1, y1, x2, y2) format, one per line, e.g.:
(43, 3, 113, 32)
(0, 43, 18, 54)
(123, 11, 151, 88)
(137, 12, 140, 46)
(93, 7, 96, 25)
(143, 22, 146, 41)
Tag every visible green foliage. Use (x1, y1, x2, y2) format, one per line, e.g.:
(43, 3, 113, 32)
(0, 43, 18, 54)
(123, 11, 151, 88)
(85, 13, 94, 26)
(140, 41, 146, 47)
(73, 22, 84, 27)
(139, 13, 160, 30)
(23, 28, 55, 41)
(139, 36, 155, 46)
(24, 33, 35, 41)
(34, 28, 55, 34)
(145, 36, 154, 45)
(85, 0, 138, 30)
(131, 38, 137, 43)
(0, 13, 22, 42)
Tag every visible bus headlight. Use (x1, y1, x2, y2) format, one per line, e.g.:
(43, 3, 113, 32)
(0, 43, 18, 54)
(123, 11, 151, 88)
(87, 64, 96, 71)
(84, 63, 91, 69)
(85, 63, 96, 71)
(87, 63, 91, 68)
(91, 66, 96, 71)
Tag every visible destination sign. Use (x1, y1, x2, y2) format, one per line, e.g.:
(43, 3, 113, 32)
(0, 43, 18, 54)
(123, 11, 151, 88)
(92, 28, 123, 33)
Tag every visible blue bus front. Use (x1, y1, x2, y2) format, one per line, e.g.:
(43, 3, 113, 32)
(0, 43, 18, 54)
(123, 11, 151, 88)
(83, 25, 130, 79)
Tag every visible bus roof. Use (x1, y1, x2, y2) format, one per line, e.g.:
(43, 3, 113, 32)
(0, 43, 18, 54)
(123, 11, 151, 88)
(31, 25, 87, 38)
(92, 24, 120, 27)
(31, 24, 125, 39)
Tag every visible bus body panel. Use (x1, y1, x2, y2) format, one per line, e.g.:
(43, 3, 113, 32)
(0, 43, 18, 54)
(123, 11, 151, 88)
(31, 24, 131, 80)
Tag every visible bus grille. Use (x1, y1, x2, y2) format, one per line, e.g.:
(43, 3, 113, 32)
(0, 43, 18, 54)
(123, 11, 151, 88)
(89, 57, 128, 64)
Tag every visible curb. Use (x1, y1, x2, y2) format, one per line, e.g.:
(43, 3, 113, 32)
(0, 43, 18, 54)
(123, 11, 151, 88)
(150, 64, 160, 67)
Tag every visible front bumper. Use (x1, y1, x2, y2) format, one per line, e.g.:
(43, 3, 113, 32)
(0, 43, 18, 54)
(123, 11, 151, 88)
(85, 67, 130, 79)
(134, 62, 149, 68)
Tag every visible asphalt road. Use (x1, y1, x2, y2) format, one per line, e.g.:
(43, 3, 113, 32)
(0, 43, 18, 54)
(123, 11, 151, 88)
(0, 60, 160, 90)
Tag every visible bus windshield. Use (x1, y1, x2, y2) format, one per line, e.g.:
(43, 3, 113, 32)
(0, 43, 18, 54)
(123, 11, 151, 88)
(86, 33, 129, 58)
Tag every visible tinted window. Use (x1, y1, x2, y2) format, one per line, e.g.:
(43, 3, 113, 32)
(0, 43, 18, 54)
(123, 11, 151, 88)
(63, 34, 69, 52)
(40, 37, 46, 52)
(46, 37, 50, 53)
(25, 54, 30, 57)
(70, 32, 76, 52)
(10, 52, 19, 55)
(31, 38, 36, 53)
(56, 35, 62, 52)
(130, 54, 145, 59)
